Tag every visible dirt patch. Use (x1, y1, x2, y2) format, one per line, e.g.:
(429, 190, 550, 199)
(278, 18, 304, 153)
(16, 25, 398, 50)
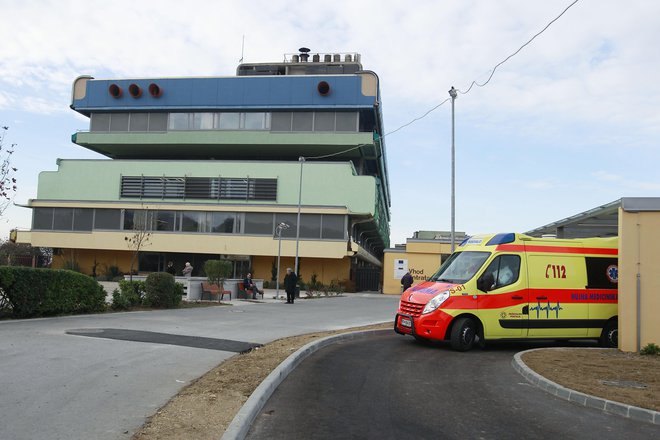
(522, 348, 660, 411)
(133, 328, 659, 440)
(132, 323, 390, 440)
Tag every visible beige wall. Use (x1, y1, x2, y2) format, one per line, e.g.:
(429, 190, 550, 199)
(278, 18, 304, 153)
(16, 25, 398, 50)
(618, 208, 660, 352)
(27, 230, 351, 260)
(382, 240, 452, 294)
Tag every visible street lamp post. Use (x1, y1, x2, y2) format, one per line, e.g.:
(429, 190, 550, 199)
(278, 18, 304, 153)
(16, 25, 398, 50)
(294, 156, 305, 275)
(275, 222, 290, 299)
(448, 86, 458, 252)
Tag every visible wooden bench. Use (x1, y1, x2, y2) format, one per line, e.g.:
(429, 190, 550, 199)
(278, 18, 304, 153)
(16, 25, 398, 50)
(200, 282, 231, 301)
(238, 282, 263, 299)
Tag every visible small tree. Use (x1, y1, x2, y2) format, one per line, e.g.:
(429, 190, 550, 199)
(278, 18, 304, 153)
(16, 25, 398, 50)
(203, 259, 232, 290)
(124, 208, 152, 281)
(0, 126, 18, 218)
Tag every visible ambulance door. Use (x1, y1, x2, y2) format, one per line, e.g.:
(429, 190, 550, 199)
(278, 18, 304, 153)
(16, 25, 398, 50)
(526, 255, 588, 338)
(477, 254, 527, 338)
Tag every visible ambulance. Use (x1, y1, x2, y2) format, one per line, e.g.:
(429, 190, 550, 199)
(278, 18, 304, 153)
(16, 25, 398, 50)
(394, 233, 619, 351)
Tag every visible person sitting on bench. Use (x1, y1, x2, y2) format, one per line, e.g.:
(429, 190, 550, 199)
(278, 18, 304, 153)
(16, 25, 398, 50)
(243, 273, 262, 299)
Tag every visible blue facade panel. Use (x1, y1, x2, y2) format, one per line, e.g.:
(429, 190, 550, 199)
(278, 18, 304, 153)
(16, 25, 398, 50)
(73, 75, 376, 113)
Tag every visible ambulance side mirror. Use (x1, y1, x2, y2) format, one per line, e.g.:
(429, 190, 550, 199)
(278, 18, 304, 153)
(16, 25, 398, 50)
(477, 273, 494, 293)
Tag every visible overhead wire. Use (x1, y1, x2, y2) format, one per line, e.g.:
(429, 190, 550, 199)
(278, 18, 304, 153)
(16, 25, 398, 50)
(382, 0, 581, 136)
(303, 0, 581, 161)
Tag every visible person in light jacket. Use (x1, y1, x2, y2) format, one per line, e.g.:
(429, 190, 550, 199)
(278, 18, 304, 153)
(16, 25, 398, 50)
(182, 262, 193, 277)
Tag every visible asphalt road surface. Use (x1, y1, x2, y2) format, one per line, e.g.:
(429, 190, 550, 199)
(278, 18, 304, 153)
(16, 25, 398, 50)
(247, 331, 660, 440)
(0, 293, 398, 440)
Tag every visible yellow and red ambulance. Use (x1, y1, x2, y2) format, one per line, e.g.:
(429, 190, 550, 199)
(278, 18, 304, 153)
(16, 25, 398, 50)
(394, 233, 619, 351)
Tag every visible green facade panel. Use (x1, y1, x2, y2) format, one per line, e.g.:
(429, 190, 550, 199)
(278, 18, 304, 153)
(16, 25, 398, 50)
(37, 159, 378, 215)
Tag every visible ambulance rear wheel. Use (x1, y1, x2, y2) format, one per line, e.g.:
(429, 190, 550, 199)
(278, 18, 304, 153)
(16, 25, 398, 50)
(450, 317, 477, 351)
(599, 320, 618, 348)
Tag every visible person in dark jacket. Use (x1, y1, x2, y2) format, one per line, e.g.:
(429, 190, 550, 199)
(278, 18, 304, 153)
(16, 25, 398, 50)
(401, 270, 414, 292)
(283, 267, 298, 304)
(166, 261, 176, 276)
(243, 273, 261, 299)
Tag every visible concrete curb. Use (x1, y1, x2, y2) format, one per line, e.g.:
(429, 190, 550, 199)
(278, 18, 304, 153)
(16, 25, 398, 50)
(512, 348, 660, 425)
(220, 329, 385, 440)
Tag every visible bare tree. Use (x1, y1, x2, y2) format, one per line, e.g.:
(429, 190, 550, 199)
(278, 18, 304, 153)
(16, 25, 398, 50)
(0, 126, 18, 218)
(124, 208, 152, 281)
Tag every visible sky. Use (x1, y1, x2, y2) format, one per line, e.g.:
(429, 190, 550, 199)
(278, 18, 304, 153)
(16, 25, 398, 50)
(0, 0, 659, 246)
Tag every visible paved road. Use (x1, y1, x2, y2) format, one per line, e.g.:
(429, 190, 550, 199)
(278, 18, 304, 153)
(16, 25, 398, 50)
(247, 331, 660, 440)
(0, 293, 398, 440)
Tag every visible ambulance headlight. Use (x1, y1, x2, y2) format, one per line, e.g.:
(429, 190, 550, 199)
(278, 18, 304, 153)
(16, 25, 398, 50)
(422, 290, 450, 314)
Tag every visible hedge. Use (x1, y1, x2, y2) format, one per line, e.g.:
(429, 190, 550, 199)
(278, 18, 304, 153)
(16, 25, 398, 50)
(0, 266, 106, 318)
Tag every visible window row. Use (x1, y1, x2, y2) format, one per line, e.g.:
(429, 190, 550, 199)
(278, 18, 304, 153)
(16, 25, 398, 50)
(89, 111, 362, 133)
(120, 176, 277, 201)
(32, 208, 347, 240)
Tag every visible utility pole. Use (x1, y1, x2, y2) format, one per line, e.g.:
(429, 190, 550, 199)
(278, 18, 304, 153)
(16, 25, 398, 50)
(449, 86, 457, 252)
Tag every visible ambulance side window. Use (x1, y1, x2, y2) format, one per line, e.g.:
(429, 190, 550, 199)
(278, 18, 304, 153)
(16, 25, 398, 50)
(585, 257, 618, 289)
(481, 255, 520, 291)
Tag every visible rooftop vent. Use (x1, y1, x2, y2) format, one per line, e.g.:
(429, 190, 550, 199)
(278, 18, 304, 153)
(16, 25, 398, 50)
(299, 47, 310, 62)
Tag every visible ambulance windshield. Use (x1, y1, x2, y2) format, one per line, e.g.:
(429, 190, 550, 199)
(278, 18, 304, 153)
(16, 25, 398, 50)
(429, 251, 490, 284)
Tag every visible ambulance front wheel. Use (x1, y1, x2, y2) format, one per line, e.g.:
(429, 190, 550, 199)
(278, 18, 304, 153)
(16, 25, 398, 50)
(599, 320, 618, 348)
(450, 317, 477, 351)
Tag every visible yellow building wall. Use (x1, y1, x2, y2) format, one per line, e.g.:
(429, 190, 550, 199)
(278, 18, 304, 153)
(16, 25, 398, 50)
(53, 249, 133, 275)
(252, 255, 351, 287)
(618, 209, 660, 352)
(383, 240, 453, 294)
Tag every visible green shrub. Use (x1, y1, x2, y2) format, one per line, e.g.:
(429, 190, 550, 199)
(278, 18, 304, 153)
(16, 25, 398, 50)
(0, 266, 106, 318)
(143, 272, 180, 308)
(117, 280, 145, 307)
(111, 288, 130, 310)
(640, 342, 660, 355)
(203, 260, 232, 288)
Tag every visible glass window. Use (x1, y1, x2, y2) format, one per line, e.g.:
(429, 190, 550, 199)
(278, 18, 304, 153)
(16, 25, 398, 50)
(429, 251, 490, 284)
(53, 208, 74, 230)
(192, 113, 214, 130)
(216, 113, 240, 130)
(123, 209, 135, 230)
(314, 112, 335, 131)
(149, 113, 168, 131)
(168, 113, 190, 130)
(300, 214, 321, 238)
(73, 208, 93, 231)
(94, 209, 121, 230)
(109, 113, 129, 132)
(244, 213, 274, 235)
(211, 212, 235, 233)
(321, 215, 345, 239)
(33, 208, 54, 230)
(274, 213, 297, 238)
(181, 211, 202, 232)
(244, 112, 269, 130)
(90, 113, 110, 132)
(271, 112, 292, 131)
(336, 112, 358, 132)
(292, 112, 313, 131)
(124, 210, 154, 231)
(480, 255, 521, 290)
(129, 113, 148, 131)
(155, 211, 176, 231)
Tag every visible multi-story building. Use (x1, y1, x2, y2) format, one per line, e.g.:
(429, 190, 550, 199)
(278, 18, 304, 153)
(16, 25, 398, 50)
(17, 48, 390, 290)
